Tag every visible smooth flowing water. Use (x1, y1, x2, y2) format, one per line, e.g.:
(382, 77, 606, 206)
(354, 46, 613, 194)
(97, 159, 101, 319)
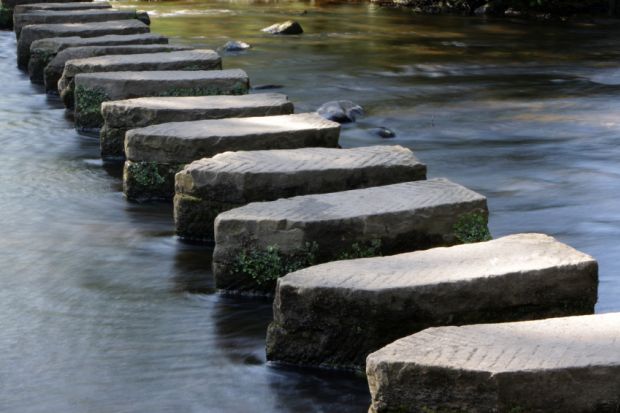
(1, 1, 620, 411)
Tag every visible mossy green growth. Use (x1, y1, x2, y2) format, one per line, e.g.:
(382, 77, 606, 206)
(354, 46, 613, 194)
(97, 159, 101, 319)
(0, 5, 13, 30)
(31, 49, 56, 68)
(233, 242, 319, 286)
(127, 161, 166, 187)
(453, 212, 492, 244)
(337, 239, 382, 260)
(75, 85, 109, 128)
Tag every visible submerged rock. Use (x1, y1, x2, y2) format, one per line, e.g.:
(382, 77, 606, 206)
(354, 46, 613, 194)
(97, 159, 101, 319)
(317, 100, 364, 123)
(136, 12, 150, 26)
(372, 126, 396, 139)
(222, 40, 251, 51)
(261, 20, 303, 35)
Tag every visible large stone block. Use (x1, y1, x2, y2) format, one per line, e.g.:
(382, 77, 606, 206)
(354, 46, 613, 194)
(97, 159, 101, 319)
(3, 0, 90, 10)
(14, 9, 138, 38)
(14, 2, 110, 15)
(366, 311, 619, 413)
(59, 49, 221, 109)
(17, 19, 149, 69)
(73, 69, 249, 131)
(101, 93, 294, 160)
(267, 233, 598, 370)
(123, 112, 340, 202)
(42, 44, 190, 90)
(175, 145, 427, 241)
(29, 33, 168, 84)
(212, 178, 489, 294)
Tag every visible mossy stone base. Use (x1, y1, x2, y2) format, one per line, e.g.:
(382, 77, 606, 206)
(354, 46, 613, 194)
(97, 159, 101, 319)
(123, 160, 183, 202)
(74, 85, 109, 132)
(100, 126, 127, 160)
(0, 6, 13, 30)
(173, 194, 238, 241)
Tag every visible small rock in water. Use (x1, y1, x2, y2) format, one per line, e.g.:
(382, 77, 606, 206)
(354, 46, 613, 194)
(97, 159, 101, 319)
(222, 40, 251, 52)
(252, 84, 284, 90)
(261, 20, 303, 35)
(317, 100, 364, 123)
(373, 127, 396, 139)
(136, 12, 151, 26)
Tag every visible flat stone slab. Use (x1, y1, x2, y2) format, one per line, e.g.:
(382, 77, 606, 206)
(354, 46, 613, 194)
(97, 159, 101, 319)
(73, 69, 249, 131)
(14, 9, 138, 38)
(4, 0, 90, 9)
(17, 19, 150, 69)
(267, 233, 598, 370)
(14, 2, 110, 15)
(59, 49, 221, 109)
(123, 112, 340, 201)
(212, 178, 489, 293)
(101, 93, 294, 159)
(175, 145, 427, 241)
(43, 44, 190, 91)
(367, 311, 618, 413)
(29, 33, 168, 84)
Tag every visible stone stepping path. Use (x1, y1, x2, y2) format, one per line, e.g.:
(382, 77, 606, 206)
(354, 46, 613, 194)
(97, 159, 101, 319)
(14, 9, 139, 38)
(14, 2, 111, 15)
(43, 43, 191, 90)
(366, 311, 616, 413)
(18, 19, 150, 69)
(73, 69, 249, 131)
(101, 93, 294, 160)
(29, 32, 168, 83)
(59, 49, 222, 108)
(175, 145, 427, 241)
(212, 178, 488, 293)
(267, 233, 598, 370)
(123, 112, 340, 201)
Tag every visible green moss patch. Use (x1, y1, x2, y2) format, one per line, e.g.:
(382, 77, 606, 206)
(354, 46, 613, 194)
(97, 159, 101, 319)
(75, 85, 109, 129)
(0, 5, 13, 30)
(453, 212, 492, 244)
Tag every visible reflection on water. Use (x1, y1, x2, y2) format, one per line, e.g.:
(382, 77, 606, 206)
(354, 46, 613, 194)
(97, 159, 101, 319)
(1, 1, 620, 411)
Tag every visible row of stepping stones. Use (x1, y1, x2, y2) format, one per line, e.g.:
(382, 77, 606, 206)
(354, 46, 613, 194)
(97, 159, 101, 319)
(4, 1, 615, 412)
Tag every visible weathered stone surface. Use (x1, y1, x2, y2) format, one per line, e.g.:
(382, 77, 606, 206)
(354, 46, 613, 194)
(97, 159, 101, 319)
(29, 33, 168, 84)
(4, 0, 89, 10)
(14, 2, 110, 15)
(17, 19, 149, 69)
(73, 69, 249, 131)
(212, 178, 489, 293)
(101, 93, 294, 160)
(261, 20, 303, 35)
(267, 233, 598, 371)
(367, 311, 619, 413)
(175, 145, 427, 241)
(14, 9, 139, 38)
(42, 44, 190, 90)
(59, 49, 221, 109)
(123, 113, 340, 201)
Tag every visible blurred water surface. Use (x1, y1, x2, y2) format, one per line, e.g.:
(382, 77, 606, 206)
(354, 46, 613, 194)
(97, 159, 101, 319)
(1, 1, 620, 411)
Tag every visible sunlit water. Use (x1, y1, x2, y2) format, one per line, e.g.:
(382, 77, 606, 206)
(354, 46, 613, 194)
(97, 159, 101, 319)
(1, 1, 620, 411)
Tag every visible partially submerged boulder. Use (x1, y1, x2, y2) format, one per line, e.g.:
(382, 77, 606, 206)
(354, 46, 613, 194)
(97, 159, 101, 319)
(17, 19, 150, 69)
(267, 233, 598, 370)
(101, 93, 293, 160)
(174, 145, 426, 241)
(59, 49, 221, 109)
(261, 20, 303, 35)
(212, 178, 489, 294)
(221, 40, 250, 51)
(123, 113, 340, 201)
(317, 100, 363, 123)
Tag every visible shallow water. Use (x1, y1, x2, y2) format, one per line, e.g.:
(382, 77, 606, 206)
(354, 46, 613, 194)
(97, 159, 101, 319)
(1, 1, 620, 411)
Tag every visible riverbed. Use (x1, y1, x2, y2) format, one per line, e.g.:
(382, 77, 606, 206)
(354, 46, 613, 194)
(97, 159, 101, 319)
(1, 1, 619, 411)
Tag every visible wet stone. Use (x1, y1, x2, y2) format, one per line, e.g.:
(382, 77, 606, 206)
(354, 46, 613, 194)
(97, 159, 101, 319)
(100, 93, 294, 160)
(267, 233, 598, 370)
(28, 33, 168, 84)
(14, 2, 111, 15)
(42, 44, 190, 90)
(123, 113, 340, 202)
(14, 9, 139, 38)
(17, 19, 150, 69)
(73, 68, 249, 131)
(366, 311, 618, 413)
(59, 49, 221, 109)
(212, 178, 489, 294)
(175, 145, 427, 241)
(261, 20, 303, 35)
(4, 0, 90, 9)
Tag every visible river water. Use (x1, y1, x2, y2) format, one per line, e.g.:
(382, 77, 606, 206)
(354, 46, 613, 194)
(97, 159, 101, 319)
(1, 1, 619, 412)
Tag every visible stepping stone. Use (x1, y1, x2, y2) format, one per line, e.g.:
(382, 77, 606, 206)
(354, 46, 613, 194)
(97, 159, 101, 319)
(101, 93, 294, 160)
(14, 9, 140, 38)
(367, 311, 615, 413)
(74, 69, 249, 131)
(123, 113, 340, 202)
(17, 19, 150, 69)
(267, 233, 599, 370)
(29, 33, 168, 84)
(14, 2, 111, 15)
(59, 49, 221, 109)
(42, 44, 191, 90)
(175, 145, 427, 241)
(4, 0, 90, 9)
(212, 178, 489, 294)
